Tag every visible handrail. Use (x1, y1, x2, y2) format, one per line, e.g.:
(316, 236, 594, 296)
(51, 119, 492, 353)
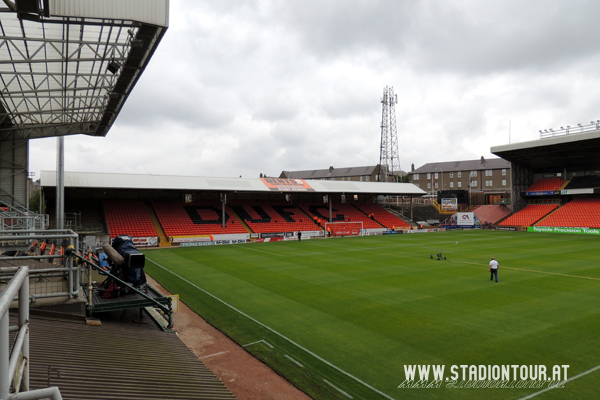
(0, 267, 63, 400)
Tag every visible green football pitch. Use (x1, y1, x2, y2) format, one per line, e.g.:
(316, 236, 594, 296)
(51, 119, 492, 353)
(143, 230, 600, 400)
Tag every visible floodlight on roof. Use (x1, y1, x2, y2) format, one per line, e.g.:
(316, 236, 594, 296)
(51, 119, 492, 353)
(560, 126, 564, 129)
(107, 60, 120, 74)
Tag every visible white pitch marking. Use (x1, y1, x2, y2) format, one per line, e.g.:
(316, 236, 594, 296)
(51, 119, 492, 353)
(323, 379, 353, 399)
(146, 257, 396, 400)
(234, 241, 427, 258)
(285, 354, 304, 368)
(199, 351, 228, 359)
(516, 363, 600, 399)
(232, 244, 286, 257)
(243, 339, 274, 349)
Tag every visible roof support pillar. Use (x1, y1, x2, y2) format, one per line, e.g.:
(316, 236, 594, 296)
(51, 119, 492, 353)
(55, 137, 64, 230)
(221, 193, 226, 229)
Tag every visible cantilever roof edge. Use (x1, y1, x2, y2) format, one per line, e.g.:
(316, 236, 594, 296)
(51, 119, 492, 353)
(491, 129, 600, 154)
(39, 171, 427, 196)
(0, 0, 169, 141)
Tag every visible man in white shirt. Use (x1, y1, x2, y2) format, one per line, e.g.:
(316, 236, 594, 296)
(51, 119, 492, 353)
(489, 257, 499, 282)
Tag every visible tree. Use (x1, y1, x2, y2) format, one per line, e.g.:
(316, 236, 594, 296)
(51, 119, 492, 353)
(29, 189, 42, 213)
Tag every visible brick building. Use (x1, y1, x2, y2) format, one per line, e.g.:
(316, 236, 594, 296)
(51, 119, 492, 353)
(408, 157, 511, 205)
(280, 165, 405, 182)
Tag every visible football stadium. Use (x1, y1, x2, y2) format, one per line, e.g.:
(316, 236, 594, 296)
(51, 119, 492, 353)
(1, 2, 600, 400)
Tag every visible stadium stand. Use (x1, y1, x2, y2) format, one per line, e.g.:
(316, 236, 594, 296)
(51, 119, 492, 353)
(526, 177, 565, 192)
(229, 200, 318, 233)
(563, 175, 600, 190)
(536, 197, 600, 228)
(153, 201, 247, 237)
(352, 203, 411, 229)
(498, 204, 559, 227)
(103, 200, 158, 239)
(296, 202, 383, 229)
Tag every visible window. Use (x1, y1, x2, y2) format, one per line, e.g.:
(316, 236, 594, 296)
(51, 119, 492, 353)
(485, 170, 492, 176)
(185, 194, 192, 203)
(470, 171, 477, 177)
(485, 180, 493, 187)
(457, 181, 462, 188)
(450, 182, 454, 188)
(470, 180, 477, 187)
(434, 172, 438, 179)
(427, 182, 431, 189)
(457, 171, 462, 178)
(413, 173, 419, 180)
(435, 182, 439, 189)
(427, 173, 431, 179)
(375, 175, 380, 181)
(360, 176, 363, 181)
(449, 172, 454, 178)
(414, 183, 420, 188)
(366, 176, 370, 182)
(502, 179, 507, 186)
(502, 169, 507, 176)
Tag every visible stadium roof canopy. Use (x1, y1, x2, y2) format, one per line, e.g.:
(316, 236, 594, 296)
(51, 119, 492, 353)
(0, 0, 168, 142)
(40, 170, 427, 196)
(491, 129, 600, 172)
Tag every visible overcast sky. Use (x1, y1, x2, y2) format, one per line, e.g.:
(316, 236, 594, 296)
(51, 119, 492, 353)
(29, 0, 600, 180)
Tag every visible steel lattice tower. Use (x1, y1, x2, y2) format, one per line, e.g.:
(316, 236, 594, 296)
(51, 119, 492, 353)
(378, 86, 400, 182)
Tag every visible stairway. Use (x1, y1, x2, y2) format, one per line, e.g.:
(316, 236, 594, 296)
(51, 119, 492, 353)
(145, 204, 170, 247)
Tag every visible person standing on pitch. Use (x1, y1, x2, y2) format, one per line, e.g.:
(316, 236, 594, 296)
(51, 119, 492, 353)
(489, 257, 499, 282)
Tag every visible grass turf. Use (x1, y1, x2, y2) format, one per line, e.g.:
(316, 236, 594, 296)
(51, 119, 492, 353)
(143, 230, 600, 400)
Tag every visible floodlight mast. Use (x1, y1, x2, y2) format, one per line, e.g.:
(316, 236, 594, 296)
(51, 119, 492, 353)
(378, 86, 400, 182)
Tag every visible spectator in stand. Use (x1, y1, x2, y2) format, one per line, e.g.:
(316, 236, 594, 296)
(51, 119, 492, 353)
(298, 231, 302, 242)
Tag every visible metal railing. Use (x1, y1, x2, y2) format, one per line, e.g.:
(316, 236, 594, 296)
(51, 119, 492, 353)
(0, 230, 80, 301)
(0, 267, 63, 400)
(0, 208, 48, 232)
(539, 120, 600, 139)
